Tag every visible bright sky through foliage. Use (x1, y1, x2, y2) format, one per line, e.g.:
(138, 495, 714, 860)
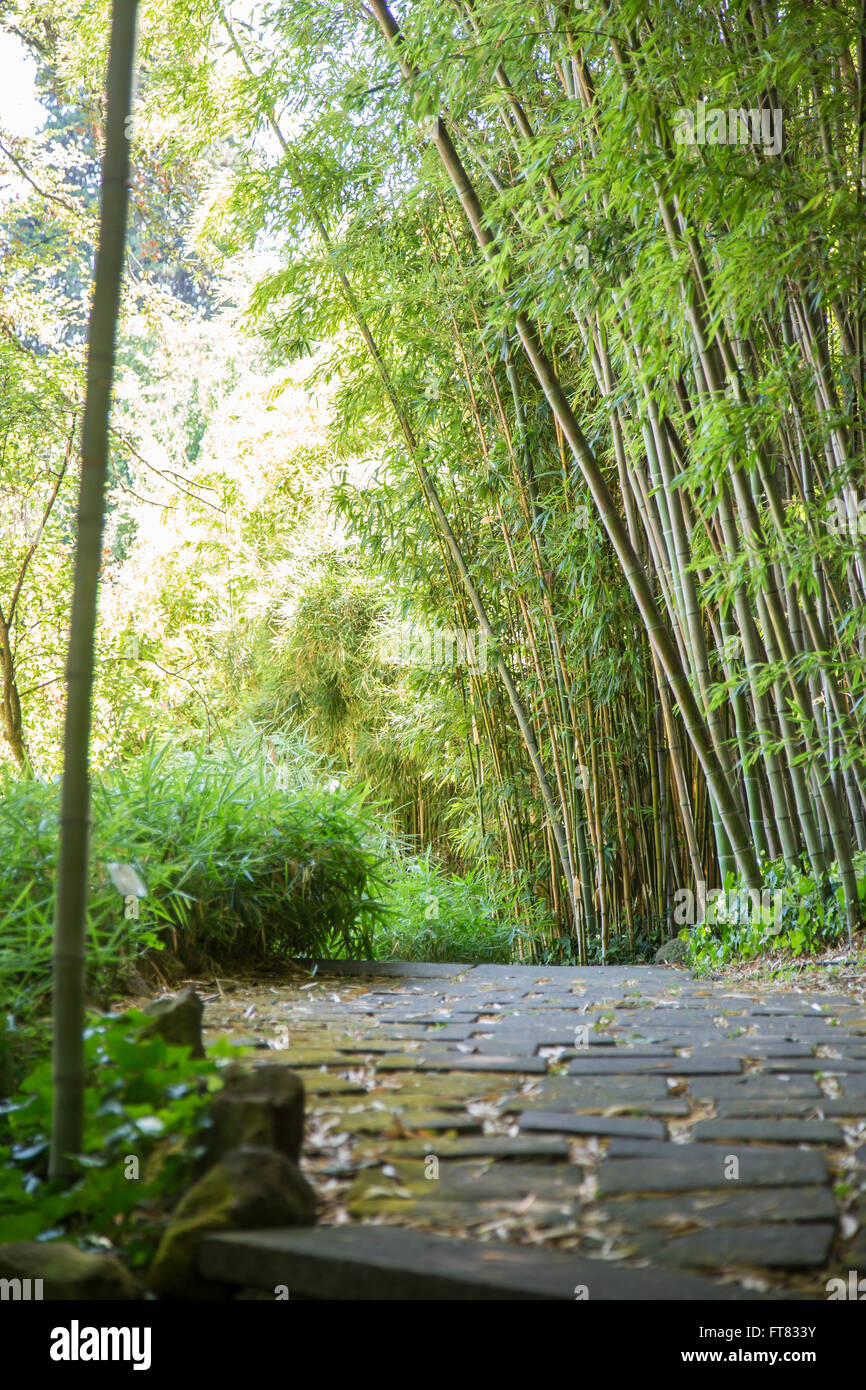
(0, 29, 44, 136)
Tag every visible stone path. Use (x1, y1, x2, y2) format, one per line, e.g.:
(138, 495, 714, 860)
(199, 961, 866, 1299)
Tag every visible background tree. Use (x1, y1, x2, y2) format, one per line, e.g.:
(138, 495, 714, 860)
(50, 0, 138, 1180)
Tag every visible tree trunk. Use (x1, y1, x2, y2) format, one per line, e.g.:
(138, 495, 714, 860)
(50, 0, 138, 1180)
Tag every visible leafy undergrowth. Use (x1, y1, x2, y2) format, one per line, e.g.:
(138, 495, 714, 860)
(0, 740, 388, 1081)
(0, 1011, 238, 1267)
(701, 935, 866, 1006)
(373, 849, 511, 963)
(685, 856, 866, 974)
(373, 847, 559, 965)
(583, 918, 666, 966)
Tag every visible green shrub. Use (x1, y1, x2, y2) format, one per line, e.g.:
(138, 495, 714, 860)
(373, 847, 515, 963)
(0, 741, 387, 1077)
(686, 857, 865, 972)
(0, 1010, 238, 1264)
(583, 917, 667, 966)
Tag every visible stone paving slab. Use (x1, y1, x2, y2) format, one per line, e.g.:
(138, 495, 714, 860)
(689, 1075, 822, 1098)
(302, 1074, 367, 1096)
(327, 1110, 485, 1135)
(355, 1135, 571, 1161)
(761, 1057, 866, 1072)
(600, 1187, 838, 1228)
(410, 1054, 549, 1075)
(354, 1158, 584, 1199)
(566, 1055, 742, 1075)
(617, 1222, 837, 1270)
(306, 961, 470, 978)
(199, 960, 866, 1299)
(519, 1112, 667, 1140)
(598, 1146, 828, 1192)
(696, 1041, 816, 1057)
(715, 1097, 866, 1118)
(199, 1225, 760, 1299)
(612, 1214, 837, 1271)
(502, 1073, 673, 1105)
(691, 1119, 845, 1144)
(360, 1071, 512, 1099)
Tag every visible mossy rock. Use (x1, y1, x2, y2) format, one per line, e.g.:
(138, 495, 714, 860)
(655, 937, 690, 965)
(0, 1241, 140, 1299)
(206, 1063, 305, 1165)
(140, 987, 205, 1057)
(147, 1145, 316, 1300)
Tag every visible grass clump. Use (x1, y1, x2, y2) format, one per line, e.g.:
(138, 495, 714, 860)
(686, 858, 866, 973)
(0, 740, 387, 1082)
(373, 847, 516, 964)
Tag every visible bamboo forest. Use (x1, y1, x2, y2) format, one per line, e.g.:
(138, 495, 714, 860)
(1, 0, 866, 1328)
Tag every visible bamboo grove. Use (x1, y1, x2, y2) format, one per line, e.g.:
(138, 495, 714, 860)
(135, 0, 866, 960)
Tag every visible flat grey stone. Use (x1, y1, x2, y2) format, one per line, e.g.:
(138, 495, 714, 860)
(506, 1074, 671, 1105)
(301, 960, 468, 977)
(754, 1022, 839, 1037)
(701, 1042, 815, 1058)
(598, 1145, 828, 1193)
(519, 1112, 666, 1140)
(471, 963, 586, 981)
(420, 1025, 478, 1040)
(361, 1136, 570, 1160)
(393, 1014, 480, 1026)
(570, 966, 678, 983)
(606, 1140, 700, 1158)
(747, 1006, 822, 1017)
(334, 1038, 414, 1053)
(357, 1054, 425, 1071)
(691, 1119, 844, 1144)
(614, 1011, 719, 1027)
(849, 1200, 866, 1267)
(334, 1112, 483, 1135)
(456, 1037, 557, 1055)
(349, 1159, 582, 1210)
(511, 1098, 691, 1118)
(413, 1055, 549, 1075)
(689, 1076, 821, 1099)
(627, 1033, 728, 1046)
(616, 1223, 836, 1270)
(713, 1099, 826, 1118)
(761, 1058, 866, 1073)
(600, 1186, 838, 1228)
(469, 1029, 622, 1048)
(567, 1055, 741, 1075)
(583, 1045, 678, 1057)
(801, 1098, 866, 1116)
(399, 1113, 486, 1132)
(199, 1225, 757, 1300)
